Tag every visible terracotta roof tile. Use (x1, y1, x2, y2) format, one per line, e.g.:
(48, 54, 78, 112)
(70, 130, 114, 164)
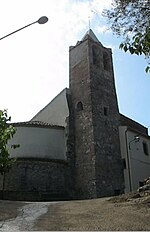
(11, 121, 64, 129)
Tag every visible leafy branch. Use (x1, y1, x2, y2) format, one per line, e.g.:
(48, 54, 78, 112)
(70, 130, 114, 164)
(103, 0, 150, 73)
(0, 109, 20, 199)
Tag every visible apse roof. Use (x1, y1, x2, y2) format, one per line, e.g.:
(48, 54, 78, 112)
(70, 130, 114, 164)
(11, 121, 64, 129)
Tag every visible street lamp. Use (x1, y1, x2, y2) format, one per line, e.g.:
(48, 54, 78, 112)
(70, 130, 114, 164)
(0, 16, 48, 41)
(129, 136, 140, 150)
(38, 16, 48, 24)
(125, 130, 140, 192)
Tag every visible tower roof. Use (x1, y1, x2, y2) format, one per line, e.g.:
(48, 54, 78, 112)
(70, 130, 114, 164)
(81, 29, 100, 44)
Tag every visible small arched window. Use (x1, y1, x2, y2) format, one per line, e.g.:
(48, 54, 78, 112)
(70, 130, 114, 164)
(76, 101, 83, 112)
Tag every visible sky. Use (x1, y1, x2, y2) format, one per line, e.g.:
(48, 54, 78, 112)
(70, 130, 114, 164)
(0, 0, 150, 132)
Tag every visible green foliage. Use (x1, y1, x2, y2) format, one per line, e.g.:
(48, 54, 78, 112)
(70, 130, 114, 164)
(103, 0, 150, 73)
(0, 109, 19, 176)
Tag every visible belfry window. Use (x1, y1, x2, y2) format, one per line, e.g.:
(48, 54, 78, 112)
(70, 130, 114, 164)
(76, 101, 83, 112)
(103, 51, 110, 71)
(92, 45, 100, 67)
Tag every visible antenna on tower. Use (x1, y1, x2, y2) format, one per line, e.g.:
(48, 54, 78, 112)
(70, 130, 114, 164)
(88, 16, 91, 30)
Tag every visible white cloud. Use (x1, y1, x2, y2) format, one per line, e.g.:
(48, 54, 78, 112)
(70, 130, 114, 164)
(90, 0, 112, 13)
(95, 25, 110, 34)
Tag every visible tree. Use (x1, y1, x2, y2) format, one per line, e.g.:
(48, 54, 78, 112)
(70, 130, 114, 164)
(103, 0, 150, 73)
(0, 109, 19, 199)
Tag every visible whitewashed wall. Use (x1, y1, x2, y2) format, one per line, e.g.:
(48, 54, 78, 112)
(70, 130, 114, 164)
(119, 126, 150, 192)
(9, 126, 66, 160)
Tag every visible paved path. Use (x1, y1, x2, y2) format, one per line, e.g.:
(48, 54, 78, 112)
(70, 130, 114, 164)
(0, 202, 56, 231)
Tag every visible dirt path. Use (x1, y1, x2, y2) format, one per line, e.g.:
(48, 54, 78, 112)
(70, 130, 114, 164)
(34, 197, 150, 231)
(0, 197, 150, 231)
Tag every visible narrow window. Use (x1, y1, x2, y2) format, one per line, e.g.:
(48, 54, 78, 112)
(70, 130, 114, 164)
(104, 107, 108, 116)
(122, 158, 126, 169)
(103, 51, 110, 71)
(143, 142, 149, 156)
(76, 101, 83, 112)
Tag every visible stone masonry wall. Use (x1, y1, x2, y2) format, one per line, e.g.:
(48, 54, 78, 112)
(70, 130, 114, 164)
(0, 159, 69, 201)
(65, 91, 76, 199)
(89, 39, 125, 196)
(69, 40, 97, 199)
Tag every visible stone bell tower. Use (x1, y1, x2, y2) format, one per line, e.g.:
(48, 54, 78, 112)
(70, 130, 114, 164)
(69, 29, 124, 199)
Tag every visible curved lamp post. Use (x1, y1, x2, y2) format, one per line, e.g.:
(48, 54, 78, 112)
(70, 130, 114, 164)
(129, 136, 140, 150)
(125, 130, 140, 192)
(0, 16, 48, 41)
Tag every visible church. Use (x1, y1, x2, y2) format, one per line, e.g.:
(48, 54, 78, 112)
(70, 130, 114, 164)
(1, 30, 150, 201)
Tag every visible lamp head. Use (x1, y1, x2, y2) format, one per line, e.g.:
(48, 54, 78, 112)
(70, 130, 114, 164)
(38, 16, 48, 24)
(135, 136, 140, 142)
